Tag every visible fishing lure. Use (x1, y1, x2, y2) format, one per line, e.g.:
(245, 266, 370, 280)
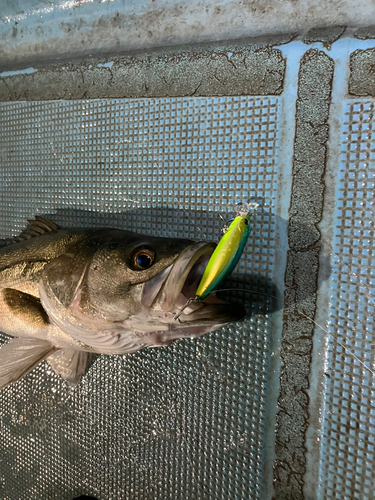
(174, 201, 258, 320)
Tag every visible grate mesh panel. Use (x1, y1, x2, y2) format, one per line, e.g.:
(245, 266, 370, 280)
(318, 101, 375, 500)
(0, 96, 280, 500)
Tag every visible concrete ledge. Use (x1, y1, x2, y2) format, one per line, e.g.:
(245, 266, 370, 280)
(0, 36, 291, 102)
(303, 26, 345, 49)
(349, 48, 375, 96)
(273, 49, 334, 499)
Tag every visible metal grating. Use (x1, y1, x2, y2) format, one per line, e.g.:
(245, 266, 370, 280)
(0, 96, 280, 500)
(318, 101, 375, 500)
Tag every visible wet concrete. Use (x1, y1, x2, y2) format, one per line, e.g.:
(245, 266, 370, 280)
(1, 21, 375, 500)
(303, 26, 345, 50)
(349, 48, 375, 96)
(0, 0, 374, 70)
(354, 26, 375, 39)
(273, 49, 334, 500)
(0, 36, 291, 101)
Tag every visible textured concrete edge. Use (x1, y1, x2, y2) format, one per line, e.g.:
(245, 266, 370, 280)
(0, 34, 295, 102)
(273, 49, 334, 500)
(349, 48, 375, 96)
(354, 26, 375, 39)
(303, 26, 346, 50)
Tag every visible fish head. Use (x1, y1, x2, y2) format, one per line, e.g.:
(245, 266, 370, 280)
(39, 229, 246, 353)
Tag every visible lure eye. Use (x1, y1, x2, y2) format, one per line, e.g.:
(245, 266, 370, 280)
(131, 249, 155, 270)
(243, 218, 249, 225)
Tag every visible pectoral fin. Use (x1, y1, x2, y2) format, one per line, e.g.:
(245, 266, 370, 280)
(2, 288, 50, 333)
(47, 349, 87, 388)
(0, 338, 56, 389)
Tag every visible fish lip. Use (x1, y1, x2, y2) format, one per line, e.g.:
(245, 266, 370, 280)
(177, 301, 246, 324)
(140, 242, 215, 310)
(156, 241, 216, 312)
(149, 241, 245, 325)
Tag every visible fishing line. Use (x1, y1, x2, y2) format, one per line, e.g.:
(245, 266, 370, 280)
(212, 288, 279, 300)
(332, 253, 375, 306)
(123, 189, 374, 380)
(223, 289, 375, 377)
(300, 312, 375, 377)
(169, 191, 208, 240)
(178, 286, 374, 378)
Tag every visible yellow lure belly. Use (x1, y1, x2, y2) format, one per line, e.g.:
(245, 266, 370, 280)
(195, 214, 250, 299)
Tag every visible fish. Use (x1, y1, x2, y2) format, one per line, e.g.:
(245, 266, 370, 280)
(0, 216, 245, 389)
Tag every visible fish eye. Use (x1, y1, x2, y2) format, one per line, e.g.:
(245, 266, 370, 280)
(243, 218, 249, 225)
(131, 249, 155, 270)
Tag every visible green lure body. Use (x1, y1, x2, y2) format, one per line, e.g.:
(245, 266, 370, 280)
(195, 215, 251, 300)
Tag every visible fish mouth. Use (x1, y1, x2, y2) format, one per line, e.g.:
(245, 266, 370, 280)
(143, 242, 245, 325)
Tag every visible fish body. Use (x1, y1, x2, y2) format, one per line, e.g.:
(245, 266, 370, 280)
(0, 217, 245, 389)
